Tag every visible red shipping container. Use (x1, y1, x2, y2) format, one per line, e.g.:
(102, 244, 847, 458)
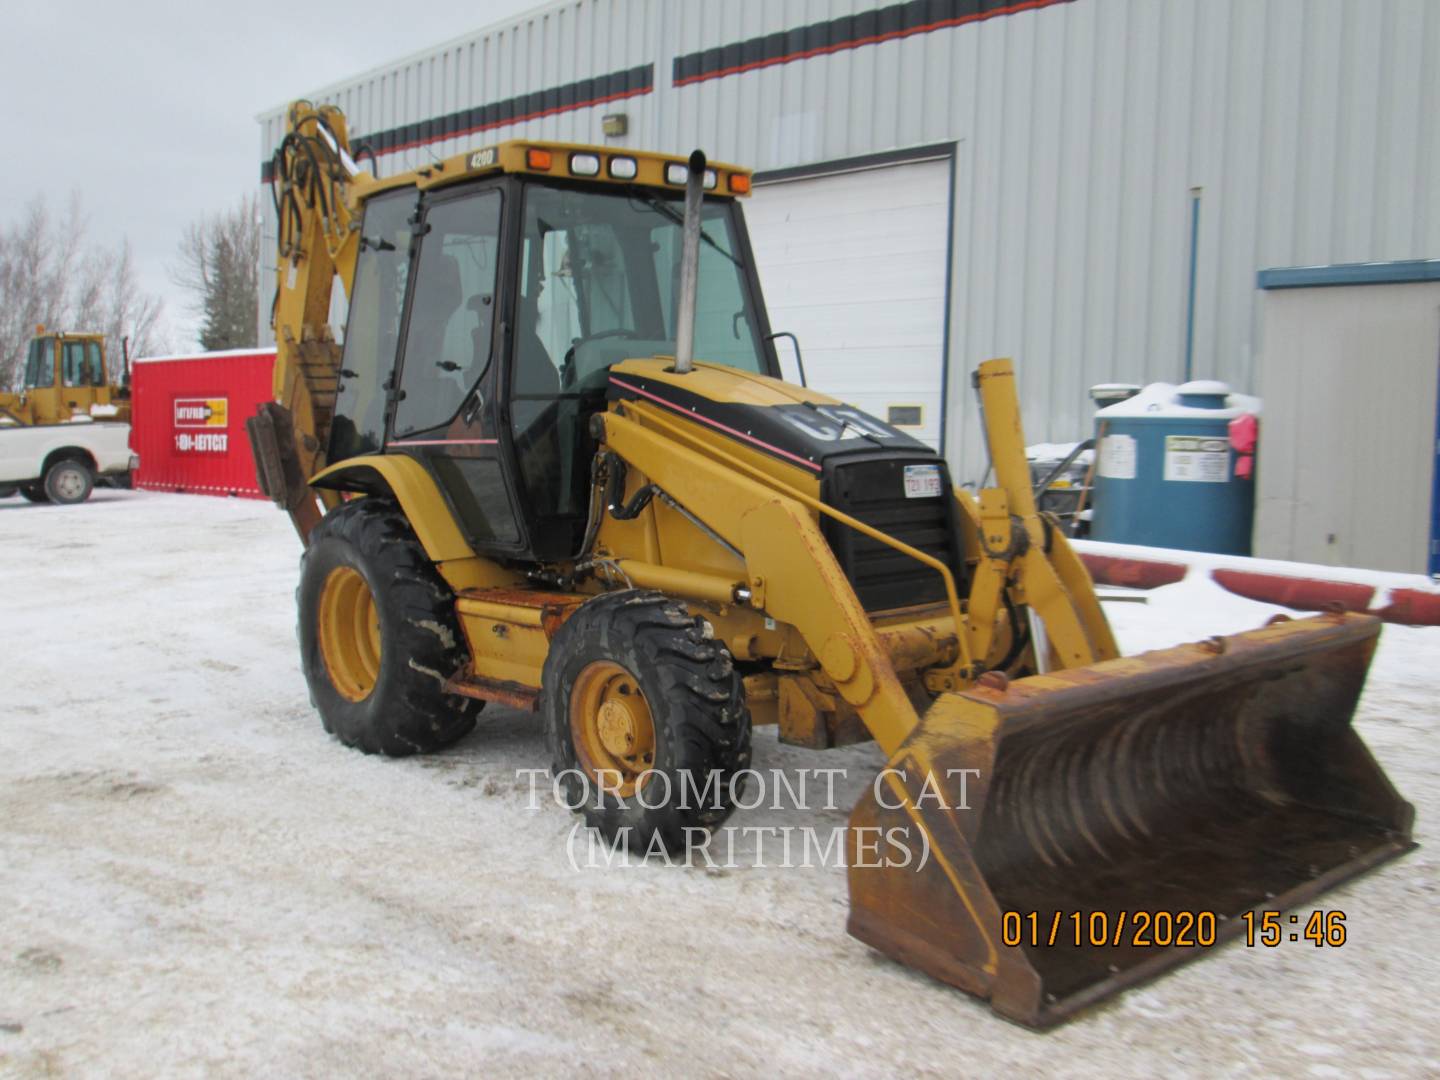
(131, 348, 276, 499)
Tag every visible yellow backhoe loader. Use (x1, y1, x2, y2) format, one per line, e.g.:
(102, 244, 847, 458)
(249, 102, 1414, 1028)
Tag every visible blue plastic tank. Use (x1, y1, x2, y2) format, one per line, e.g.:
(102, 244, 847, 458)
(1090, 380, 1260, 555)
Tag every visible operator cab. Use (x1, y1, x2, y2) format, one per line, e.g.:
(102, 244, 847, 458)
(4, 331, 120, 426)
(327, 146, 779, 562)
(23, 334, 108, 390)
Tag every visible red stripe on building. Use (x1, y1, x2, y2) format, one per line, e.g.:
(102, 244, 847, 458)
(380, 86, 652, 157)
(674, 0, 1071, 88)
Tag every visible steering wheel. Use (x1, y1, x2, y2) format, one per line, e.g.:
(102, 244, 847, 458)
(561, 328, 644, 388)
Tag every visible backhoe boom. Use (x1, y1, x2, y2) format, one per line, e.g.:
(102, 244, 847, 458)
(248, 101, 368, 541)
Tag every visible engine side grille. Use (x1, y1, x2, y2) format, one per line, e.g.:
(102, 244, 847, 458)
(821, 456, 966, 613)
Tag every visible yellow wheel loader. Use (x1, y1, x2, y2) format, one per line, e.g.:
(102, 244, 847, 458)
(249, 102, 1415, 1028)
(1, 329, 132, 427)
(0, 329, 134, 502)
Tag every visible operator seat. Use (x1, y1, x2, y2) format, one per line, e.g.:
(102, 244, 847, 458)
(509, 295, 580, 545)
(467, 293, 495, 374)
(512, 297, 560, 397)
(408, 253, 466, 388)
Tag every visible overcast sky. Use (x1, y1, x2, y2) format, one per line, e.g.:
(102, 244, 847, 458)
(0, 0, 538, 350)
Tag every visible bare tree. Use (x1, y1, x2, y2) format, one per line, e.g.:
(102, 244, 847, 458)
(172, 192, 261, 352)
(97, 242, 165, 367)
(0, 194, 167, 389)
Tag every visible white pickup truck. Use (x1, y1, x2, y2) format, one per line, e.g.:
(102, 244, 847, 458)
(0, 416, 136, 504)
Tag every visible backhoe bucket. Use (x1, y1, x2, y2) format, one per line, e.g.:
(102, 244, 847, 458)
(847, 613, 1415, 1028)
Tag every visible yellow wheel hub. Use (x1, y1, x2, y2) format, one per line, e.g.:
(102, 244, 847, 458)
(570, 661, 656, 796)
(317, 565, 382, 702)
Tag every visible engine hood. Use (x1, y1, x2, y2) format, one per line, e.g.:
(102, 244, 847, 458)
(607, 358, 933, 474)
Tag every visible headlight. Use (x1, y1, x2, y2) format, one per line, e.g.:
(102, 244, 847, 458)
(569, 152, 601, 177)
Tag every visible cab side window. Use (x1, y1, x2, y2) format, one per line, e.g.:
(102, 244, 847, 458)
(84, 341, 105, 386)
(394, 189, 503, 438)
(61, 342, 91, 387)
(23, 339, 55, 389)
(331, 190, 413, 461)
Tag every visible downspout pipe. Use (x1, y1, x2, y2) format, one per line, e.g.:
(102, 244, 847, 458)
(1183, 186, 1202, 382)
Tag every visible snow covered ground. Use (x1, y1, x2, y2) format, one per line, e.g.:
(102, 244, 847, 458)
(2, 491, 1436, 1077)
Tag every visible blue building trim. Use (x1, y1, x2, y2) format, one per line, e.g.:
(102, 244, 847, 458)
(1257, 259, 1440, 290)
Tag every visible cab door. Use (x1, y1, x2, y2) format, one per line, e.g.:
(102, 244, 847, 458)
(387, 181, 523, 551)
(21, 338, 61, 424)
(90, 338, 114, 408)
(60, 338, 106, 417)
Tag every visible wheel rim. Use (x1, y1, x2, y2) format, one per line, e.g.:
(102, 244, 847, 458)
(570, 661, 656, 797)
(317, 566, 382, 702)
(54, 467, 85, 500)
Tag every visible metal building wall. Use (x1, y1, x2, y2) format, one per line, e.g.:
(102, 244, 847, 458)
(258, 0, 1440, 481)
(258, 0, 663, 171)
(256, 0, 667, 347)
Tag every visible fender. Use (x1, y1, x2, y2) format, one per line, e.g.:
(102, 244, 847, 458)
(310, 454, 476, 563)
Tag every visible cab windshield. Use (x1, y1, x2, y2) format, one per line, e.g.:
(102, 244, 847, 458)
(513, 184, 767, 398)
(509, 184, 769, 530)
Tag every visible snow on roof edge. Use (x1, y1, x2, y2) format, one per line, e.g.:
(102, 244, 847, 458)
(132, 348, 277, 365)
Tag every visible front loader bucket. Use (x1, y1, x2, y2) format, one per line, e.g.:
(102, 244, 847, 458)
(847, 613, 1415, 1029)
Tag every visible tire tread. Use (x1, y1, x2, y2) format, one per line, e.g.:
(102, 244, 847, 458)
(299, 498, 477, 756)
(544, 589, 753, 847)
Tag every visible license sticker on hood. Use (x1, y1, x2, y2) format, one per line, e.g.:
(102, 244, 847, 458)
(903, 463, 942, 499)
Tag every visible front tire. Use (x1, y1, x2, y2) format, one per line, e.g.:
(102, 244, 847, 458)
(44, 459, 93, 505)
(543, 590, 752, 851)
(298, 497, 478, 756)
(20, 483, 49, 503)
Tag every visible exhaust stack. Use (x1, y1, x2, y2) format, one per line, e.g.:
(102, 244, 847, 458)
(673, 149, 706, 375)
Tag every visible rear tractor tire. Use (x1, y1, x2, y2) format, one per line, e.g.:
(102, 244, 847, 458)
(543, 590, 752, 852)
(0, 485, 17, 499)
(297, 497, 479, 756)
(43, 458, 94, 505)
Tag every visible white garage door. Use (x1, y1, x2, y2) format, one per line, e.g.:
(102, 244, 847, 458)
(746, 156, 951, 450)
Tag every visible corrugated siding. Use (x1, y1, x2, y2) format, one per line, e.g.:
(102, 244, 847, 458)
(258, 0, 1440, 481)
(259, 0, 661, 171)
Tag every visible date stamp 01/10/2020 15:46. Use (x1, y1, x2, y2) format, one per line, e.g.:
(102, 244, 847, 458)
(1001, 909, 1350, 949)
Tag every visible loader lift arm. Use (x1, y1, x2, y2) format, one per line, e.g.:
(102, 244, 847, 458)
(597, 357, 1115, 758)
